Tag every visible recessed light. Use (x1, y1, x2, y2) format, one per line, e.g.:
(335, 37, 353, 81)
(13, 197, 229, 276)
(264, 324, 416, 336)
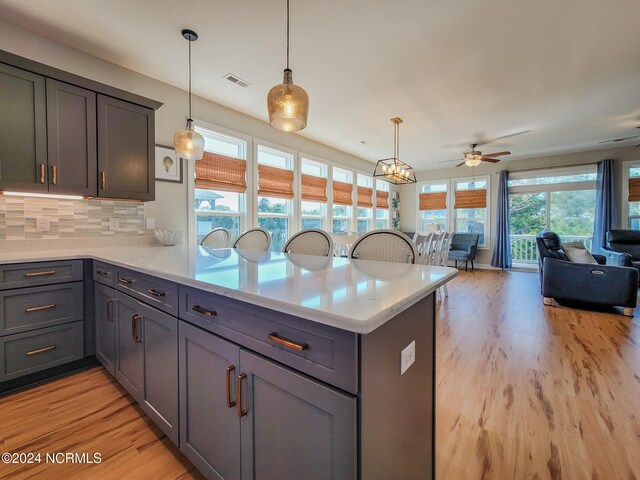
(360, 140, 372, 145)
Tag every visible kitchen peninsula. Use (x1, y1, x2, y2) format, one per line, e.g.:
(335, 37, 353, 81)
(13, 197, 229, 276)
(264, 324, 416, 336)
(0, 245, 457, 480)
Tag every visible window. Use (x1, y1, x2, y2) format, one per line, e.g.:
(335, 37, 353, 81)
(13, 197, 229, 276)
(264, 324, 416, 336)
(193, 126, 247, 243)
(453, 178, 489, 246)
(375, 180, 390, 229)
(257, 145, 294, 252)
(356, 174, 373, 233)
(627, 165, 640, 229)
(509, 166, 597, 263)
(332, 167, 353, 233)
(418, 181, 448, 231)
(300, 157, 328, 230)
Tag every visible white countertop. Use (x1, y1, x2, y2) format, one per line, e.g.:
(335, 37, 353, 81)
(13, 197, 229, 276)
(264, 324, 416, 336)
(0, 245, 458, 334)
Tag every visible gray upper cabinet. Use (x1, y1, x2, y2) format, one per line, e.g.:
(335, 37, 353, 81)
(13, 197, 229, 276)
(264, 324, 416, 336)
(0, 63, 47, 192)
(98, 95, 154, 201)
(46, 79, 97, 196)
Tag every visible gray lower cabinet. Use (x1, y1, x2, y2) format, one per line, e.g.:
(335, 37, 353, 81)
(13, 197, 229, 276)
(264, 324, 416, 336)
(178, 320, 356, 480)
(95, 283, 116, 375)
(111, 289, 179, 445)
(0, 62, 47, 192)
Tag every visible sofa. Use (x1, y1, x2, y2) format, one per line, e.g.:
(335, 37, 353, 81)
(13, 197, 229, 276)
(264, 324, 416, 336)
(448, 233, 480, 271)
(602, 230, 640, 278)
(536, 231, 638, 316)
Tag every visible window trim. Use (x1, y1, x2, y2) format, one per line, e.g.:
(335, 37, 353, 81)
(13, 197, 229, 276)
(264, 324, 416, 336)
(415, 179, 451, 236)
(332, 164, 356, 233)
(300, 154, 329, 230)
(622, 160, 640, 229)
(453, 175, 491, 250)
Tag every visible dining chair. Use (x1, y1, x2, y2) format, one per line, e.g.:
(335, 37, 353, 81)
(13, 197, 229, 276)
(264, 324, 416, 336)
(330, 233, 359, 257)
(414, 232, 434, 264)
(283, 229, 334, 256)
(233, 228, 271, 251)
(434, 232, 452, 300)
(200, 227, 231, 248)
(349, 229, 417, 264)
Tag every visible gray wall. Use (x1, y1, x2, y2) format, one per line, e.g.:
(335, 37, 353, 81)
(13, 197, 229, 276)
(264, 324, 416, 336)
(400, 145, 639, 265)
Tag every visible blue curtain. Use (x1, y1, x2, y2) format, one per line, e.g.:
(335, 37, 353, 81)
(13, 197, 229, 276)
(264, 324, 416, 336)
(592, 159, 618, 253)
(491, 170, 512, 268)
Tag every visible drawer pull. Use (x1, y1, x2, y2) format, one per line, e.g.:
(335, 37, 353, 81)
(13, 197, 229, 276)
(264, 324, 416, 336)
(147, 288, 166, 298)
(25, 303, 56, 313)
(192, 305, 216, 317)
(118, 277, 133, 285)
(26, 345, 56, 356)
(25, 270, 56, 277)
(226, 365, 236, 408)
(131, 314, 142, 343)
(268, 332, 309, 352)
(95, 270, 110, 277)
(237, 373, 247, 418)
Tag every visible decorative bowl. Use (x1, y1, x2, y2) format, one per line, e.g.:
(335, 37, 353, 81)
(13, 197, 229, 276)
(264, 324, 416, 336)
(154, 229, 182, 246)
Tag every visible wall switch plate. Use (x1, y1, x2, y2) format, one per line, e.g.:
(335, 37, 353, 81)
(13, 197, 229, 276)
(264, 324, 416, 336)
(35, 217, 50, 232)
(109, 217, 120, 231)
(145, 217, 155, 229)
(400, 340, 416, 375)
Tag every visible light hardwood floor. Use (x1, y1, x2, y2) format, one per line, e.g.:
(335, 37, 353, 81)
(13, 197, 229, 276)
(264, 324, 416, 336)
(0, 270, 638, 479)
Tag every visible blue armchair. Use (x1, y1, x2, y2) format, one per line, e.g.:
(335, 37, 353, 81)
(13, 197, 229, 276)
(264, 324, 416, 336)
(448, 233, 480, 271)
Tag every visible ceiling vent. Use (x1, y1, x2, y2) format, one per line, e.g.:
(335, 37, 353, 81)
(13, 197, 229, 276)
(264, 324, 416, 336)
(223, 73, 251, 88)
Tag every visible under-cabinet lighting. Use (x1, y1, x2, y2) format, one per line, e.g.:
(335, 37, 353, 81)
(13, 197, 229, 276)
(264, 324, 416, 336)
(2, 191, 84, 200)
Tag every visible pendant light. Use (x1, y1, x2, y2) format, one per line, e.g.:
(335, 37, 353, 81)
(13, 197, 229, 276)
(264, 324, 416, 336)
(267, 0, 309, 132)
(373, 117, 417, 185)
(173, 29, 204, 161)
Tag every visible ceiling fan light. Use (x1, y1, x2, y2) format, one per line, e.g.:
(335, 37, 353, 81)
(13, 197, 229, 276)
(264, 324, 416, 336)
(173, 119, 204, 161)
(268, 69, 309, 132)
(465, 155, 482, 167)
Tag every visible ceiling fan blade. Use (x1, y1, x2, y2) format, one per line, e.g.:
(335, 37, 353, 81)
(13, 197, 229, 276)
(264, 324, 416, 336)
(599, 134, 640, 144)
(437, 159, 463, 164)
(475, 130, 532, 146)
(481, 158, 501, 163)
(482, 151, 511, 157)
(455, 161, 466, 167)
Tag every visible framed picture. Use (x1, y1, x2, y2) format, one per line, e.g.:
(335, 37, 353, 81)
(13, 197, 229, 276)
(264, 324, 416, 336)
(155, 144, 184, 183)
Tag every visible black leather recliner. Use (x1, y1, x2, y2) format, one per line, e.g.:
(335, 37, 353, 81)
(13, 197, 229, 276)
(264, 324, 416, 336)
(602, 230, 640, 277)
(536, 231, 638, 316)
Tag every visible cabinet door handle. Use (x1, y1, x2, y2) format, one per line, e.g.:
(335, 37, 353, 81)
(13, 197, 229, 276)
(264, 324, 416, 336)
(118, 277, 133, 285)
(131, 314, 142, 343)
(268, 332, 309, 352)
(107, 299, 114, 321)
(147, 288, 166, 298)
(26, 345, 56, 356)
(237, 373, 247, 418)
(226, 365, 236, 408)
(101, 171, 106, 190)
(51, 165, 57, 185)
(40, 163, 45, 184)
(95, 270, 109, 277)
(25, 270, 56, 277)
(192, 305, 216, 317)
(25, 303, 56, 313)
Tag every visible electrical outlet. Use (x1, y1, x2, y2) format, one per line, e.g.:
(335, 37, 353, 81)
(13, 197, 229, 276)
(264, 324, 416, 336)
(400, 340, 416, 375)
(145, 217, 155, 229)
(35, 217, 50, 233)
(109, 217, 120, 231)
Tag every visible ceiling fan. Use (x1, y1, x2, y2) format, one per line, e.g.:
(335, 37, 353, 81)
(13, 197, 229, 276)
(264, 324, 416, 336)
(599, 127, 640, 148)
(453, 144, 511, 167)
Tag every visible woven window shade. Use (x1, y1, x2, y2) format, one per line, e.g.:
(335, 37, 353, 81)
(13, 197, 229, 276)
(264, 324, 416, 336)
(333, 180, 353, 206)
(301, 174, 328, 202)
(629, 178, 640, 202)
(454, 189, 487, 209)
(357, 186, 373, 208)
(258, 164, 294, 199)
(419, 192, 446, 211)
(376, 190, 389, 209)
(195, 152, 247, 193)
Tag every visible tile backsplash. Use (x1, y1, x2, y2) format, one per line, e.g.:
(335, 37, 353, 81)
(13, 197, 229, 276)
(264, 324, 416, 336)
(0, 196, 144, 240)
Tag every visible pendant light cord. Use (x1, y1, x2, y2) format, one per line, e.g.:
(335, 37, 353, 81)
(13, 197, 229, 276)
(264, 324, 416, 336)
(188, 37, 193, 120)
(286, 0, 290, 69)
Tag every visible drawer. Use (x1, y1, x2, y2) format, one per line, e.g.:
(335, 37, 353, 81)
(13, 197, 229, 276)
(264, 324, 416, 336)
(0, 321, 84, 382)
(0, 282, 84, 336)
(179, 285, 358, 394)
(93, 261, 114, 287)
(114, 267, 178, 316)
(0, 261, 83, 290)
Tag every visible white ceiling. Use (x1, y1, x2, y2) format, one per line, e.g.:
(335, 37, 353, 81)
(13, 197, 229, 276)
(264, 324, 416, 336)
(2, 0, 640, 170)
